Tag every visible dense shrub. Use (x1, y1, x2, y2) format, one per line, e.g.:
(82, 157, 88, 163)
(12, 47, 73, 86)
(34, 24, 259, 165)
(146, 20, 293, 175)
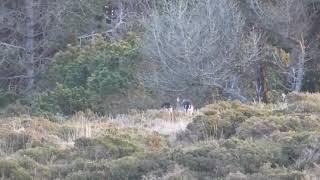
(174, 95, 320, 179)
(20, 147, 67, 165)
(35, 34, 140, 115)
(177, 101, 273, 142)
(247, 164, 304, 180)
(237, 115, 320, 139)
(48, 153, 173, 180)
(0, 160, 32, 180)
(109, 153, 173, 180)
(74, 135, 142, 160)
(17, 156, 50, 179)
(286, 93, 320, 113)
(65, 170, 110, 180)
(35, 84, 91, 115)
(0, 91, 19, 108)
(302, 63, 320, 92)
(0, 133, 31, 153)
(174, 139, 282, 178)
(1, 93, 320, 179)
(48, 158, 111, 179)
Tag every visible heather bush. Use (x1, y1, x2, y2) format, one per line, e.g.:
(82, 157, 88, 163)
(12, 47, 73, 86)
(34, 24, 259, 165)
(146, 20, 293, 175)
(1, 93, 320, 179)
(17, 156, 50, 179)
(286, 93, 320, 113)
(178, 101, 273, 142)
(74, 135, 142, 160)
(0, 133, 31, 153)
(237, 115, 320, 139)
(20, 147, 67, 165)
(109, 153, 173, 180)
(0, 160, 32, 180)
(174, 138, 282, 178)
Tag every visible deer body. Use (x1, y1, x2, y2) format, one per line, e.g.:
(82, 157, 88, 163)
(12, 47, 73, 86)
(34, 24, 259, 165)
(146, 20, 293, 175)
(161, 102, 173, 113)
(161, 102, 174, 121)
(176, 97, 194, 114)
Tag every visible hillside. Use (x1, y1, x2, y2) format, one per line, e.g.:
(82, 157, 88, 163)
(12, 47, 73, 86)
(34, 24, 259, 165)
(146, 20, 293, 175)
(2, 1, 320, 179)
(0, 93, 319, 180)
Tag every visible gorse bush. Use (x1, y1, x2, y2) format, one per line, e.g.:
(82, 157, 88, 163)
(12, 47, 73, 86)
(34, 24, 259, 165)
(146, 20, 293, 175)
(36, 84, 91, 115)
(35, 34, 140, 115)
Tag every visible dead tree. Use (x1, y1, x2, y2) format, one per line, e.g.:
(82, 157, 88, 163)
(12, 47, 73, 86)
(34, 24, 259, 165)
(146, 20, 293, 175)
(141, 0, 252, 101)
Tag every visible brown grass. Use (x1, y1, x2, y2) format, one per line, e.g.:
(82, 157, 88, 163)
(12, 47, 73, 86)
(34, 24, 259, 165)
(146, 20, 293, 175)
(0, 109, 197, 156)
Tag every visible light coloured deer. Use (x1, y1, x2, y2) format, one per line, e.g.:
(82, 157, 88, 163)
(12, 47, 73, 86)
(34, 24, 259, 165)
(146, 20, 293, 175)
(160, 102, 174, 121)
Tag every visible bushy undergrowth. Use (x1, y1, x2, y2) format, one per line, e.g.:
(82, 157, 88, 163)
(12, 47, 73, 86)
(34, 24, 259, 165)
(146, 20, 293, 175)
(286, 93, 320, 113)
(33, 34, 142, 115)
(0, 93, 320, 179)
(174, 93, 320, 179)
(0, 110, 178, 180)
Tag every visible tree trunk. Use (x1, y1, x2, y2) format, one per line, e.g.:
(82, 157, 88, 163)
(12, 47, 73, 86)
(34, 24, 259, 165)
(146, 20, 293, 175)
(256, 63, 269, 103)
(25, 0, 35, 90)
(289, 40, 306, 92)
(294, 40, 306, 92)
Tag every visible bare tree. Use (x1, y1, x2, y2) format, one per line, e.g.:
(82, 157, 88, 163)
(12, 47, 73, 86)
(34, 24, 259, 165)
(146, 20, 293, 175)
(239, 28, 271, 102)
(0, 0, 109, 92)
(250, 0, 315, 92)
(0, 0, 69, 92)
(78, 0, 147, 44)
(141, 0, 253, 101)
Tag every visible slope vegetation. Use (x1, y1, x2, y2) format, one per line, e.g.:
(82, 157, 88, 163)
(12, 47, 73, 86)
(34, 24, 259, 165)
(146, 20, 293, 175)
(0, 93, 320, 180)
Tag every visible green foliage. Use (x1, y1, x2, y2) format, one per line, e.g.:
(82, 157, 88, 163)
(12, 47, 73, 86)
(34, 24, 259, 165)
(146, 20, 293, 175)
(178, 101, 273, 142)
(49, 158, 111, 180)
(109, 153, 173, 180)
(0, 133, 31, 153)
(0, 91, 19, 108)
(175, 94, 320, 178)
(2, 93, 320, 179)
(174, 139, 282, 177)
(0, 160, 32, 180)
(36, 84, 91, 115)
(48, 153, 172, 180)
(36, 34, 139, 115)
(302, 63, 320, 92)
(17, 156, 50, 179)
(74, 135, 142, 160)
(88, 68, 130, 95)
(237, 115, 320, 139)
(47, 35, 138, 89)
(20, 147, 66, 165)
(247, 164, 304, 180)
(286, 93, 320, 113)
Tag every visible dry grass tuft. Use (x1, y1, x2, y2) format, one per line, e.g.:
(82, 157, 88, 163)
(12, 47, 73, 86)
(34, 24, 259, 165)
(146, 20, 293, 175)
(286, 92, 320, 113)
